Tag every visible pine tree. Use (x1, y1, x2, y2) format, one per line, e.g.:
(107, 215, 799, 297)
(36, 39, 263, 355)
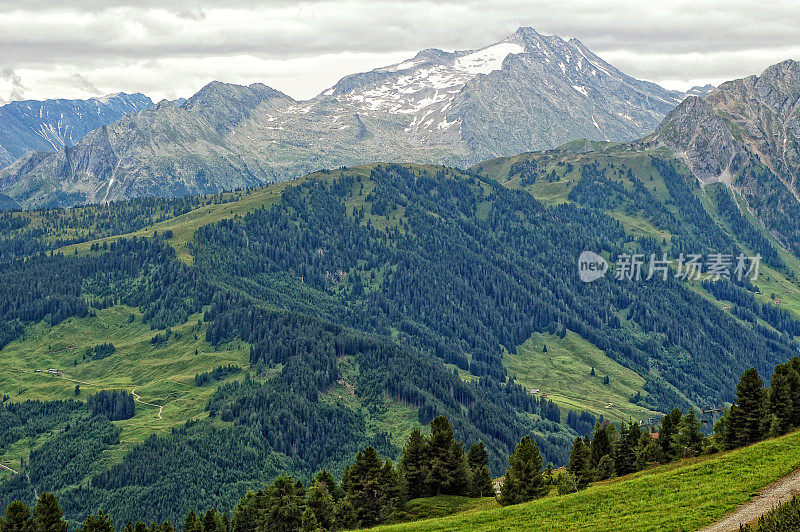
(332, 500, 356, 531)
(79, 510, 114, 532)
(671, 410, 704, 457)
(346, 447, 396, 527)
(183, 511, 203, 532)
(614, 421, 640, 476)
(567, 437, 592, 488)
(4, 501, 32, 532)
(589, 422, 613, 468)
(658, 408, 683, 460)
(399, 428, 429, 499)
(596, 455, 615, 481)
(636, 435, 663, 470)
(202, 509, 225, 532)
(300, 507, 320, 532)
(470, 465, 494, 498)
(425, 416, 463, 496)
(265, 476, 303, 532)
(713, 406, 736, 450)
(768, 362, 795, 434)
(467, 443, 494, 498)
(232, 490, 266, 532)
(312, 470, 343, 501)
(305, 483, 336, 531)
(466, 442, 488, 471)
(32, 493, 67, 532)
(788, 357, 800, 426)
(731, 368, 766, 447)
(499, 436, 547, 505)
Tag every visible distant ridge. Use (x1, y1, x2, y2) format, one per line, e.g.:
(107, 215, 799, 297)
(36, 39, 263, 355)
(0, 28, 689, 208)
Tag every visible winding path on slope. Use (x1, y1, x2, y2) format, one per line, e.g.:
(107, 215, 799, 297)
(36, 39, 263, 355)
(0, 463, 19, 475)
(131, 388, 163, 420)
(699, 468, 800, 531)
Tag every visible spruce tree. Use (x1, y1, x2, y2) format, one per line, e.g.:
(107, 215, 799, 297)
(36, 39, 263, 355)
(499, 436, 547, 505)
(467, 443, 494, 498)
(732, 368, 766, 447)
(614, 421, 640, 477)
(4, 501, 32, 532)
(399, 428, 429, 499)
(658, 408, 683, 459)
(671, 410, 704, 457)
(31, 493, 67, 532)
(265, 476, 303, 532)
(567, 437, 592, 488)
(79, 510, 114, 532)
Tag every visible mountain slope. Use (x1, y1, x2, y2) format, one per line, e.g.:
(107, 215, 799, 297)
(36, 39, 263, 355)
(376, 429, 800, 531)
(0, 28, 686, 208)
(649, 59, 800, 255)
(1, 160, 799, 525)
(0, 93, 152, 168)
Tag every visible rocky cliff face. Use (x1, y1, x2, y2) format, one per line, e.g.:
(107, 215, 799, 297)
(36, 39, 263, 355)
(0, 28, 688, 208)
(651, 59, 800, 255)
(0, 93, 152, 168)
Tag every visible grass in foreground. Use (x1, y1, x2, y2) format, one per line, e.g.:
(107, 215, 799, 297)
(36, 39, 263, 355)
(374, 429, 800, 531)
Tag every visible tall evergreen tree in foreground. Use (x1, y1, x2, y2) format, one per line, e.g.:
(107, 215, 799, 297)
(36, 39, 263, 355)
(3, 501, 32, 532)
(499, 436, 547, 505)
(614, 421, 640, 477)
(399, 428, 429, 500)
(424, 416, 469, 497)
(79, 510, 115, 532)
(567, 436, 593, 488)
(31, 493, 67, 532)
(722, 368, 766, 449)
(467, 442, 494, 498)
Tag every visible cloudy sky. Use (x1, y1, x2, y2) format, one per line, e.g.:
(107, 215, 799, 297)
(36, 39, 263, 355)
(1, 0, 798, 104)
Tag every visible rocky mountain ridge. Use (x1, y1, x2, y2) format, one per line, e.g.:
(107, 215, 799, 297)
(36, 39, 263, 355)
(0, 93, 152, 168)
(0, 27, 689, 208)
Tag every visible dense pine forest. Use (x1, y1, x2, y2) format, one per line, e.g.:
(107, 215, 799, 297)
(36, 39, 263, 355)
(1, 154, 799, 527)
(2, 359, 798, 531)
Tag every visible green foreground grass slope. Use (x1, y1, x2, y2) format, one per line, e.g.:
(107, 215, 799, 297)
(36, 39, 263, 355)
(376, 429, 800, 532)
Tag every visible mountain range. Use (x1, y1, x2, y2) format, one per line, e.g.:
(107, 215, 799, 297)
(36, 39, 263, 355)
(0, 93, 152, 168)
(0, 27, 703, 208)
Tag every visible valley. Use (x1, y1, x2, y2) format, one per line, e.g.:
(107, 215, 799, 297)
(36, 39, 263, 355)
(0, 23, 799, 531)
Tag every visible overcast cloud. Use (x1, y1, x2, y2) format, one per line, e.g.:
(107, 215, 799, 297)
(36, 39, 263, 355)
(0, 0, 798, 104)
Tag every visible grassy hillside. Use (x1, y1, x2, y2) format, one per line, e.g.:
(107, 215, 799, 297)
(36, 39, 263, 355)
(0, 305, 249, 474)
(375, 429, 800, 531)
(1, 157, 799, 524)
(505, 331, 653, 422)
(56, 178, 305, 264)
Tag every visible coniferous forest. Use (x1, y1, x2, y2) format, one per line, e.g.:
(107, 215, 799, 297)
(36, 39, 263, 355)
(0, 161, 799, 528)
